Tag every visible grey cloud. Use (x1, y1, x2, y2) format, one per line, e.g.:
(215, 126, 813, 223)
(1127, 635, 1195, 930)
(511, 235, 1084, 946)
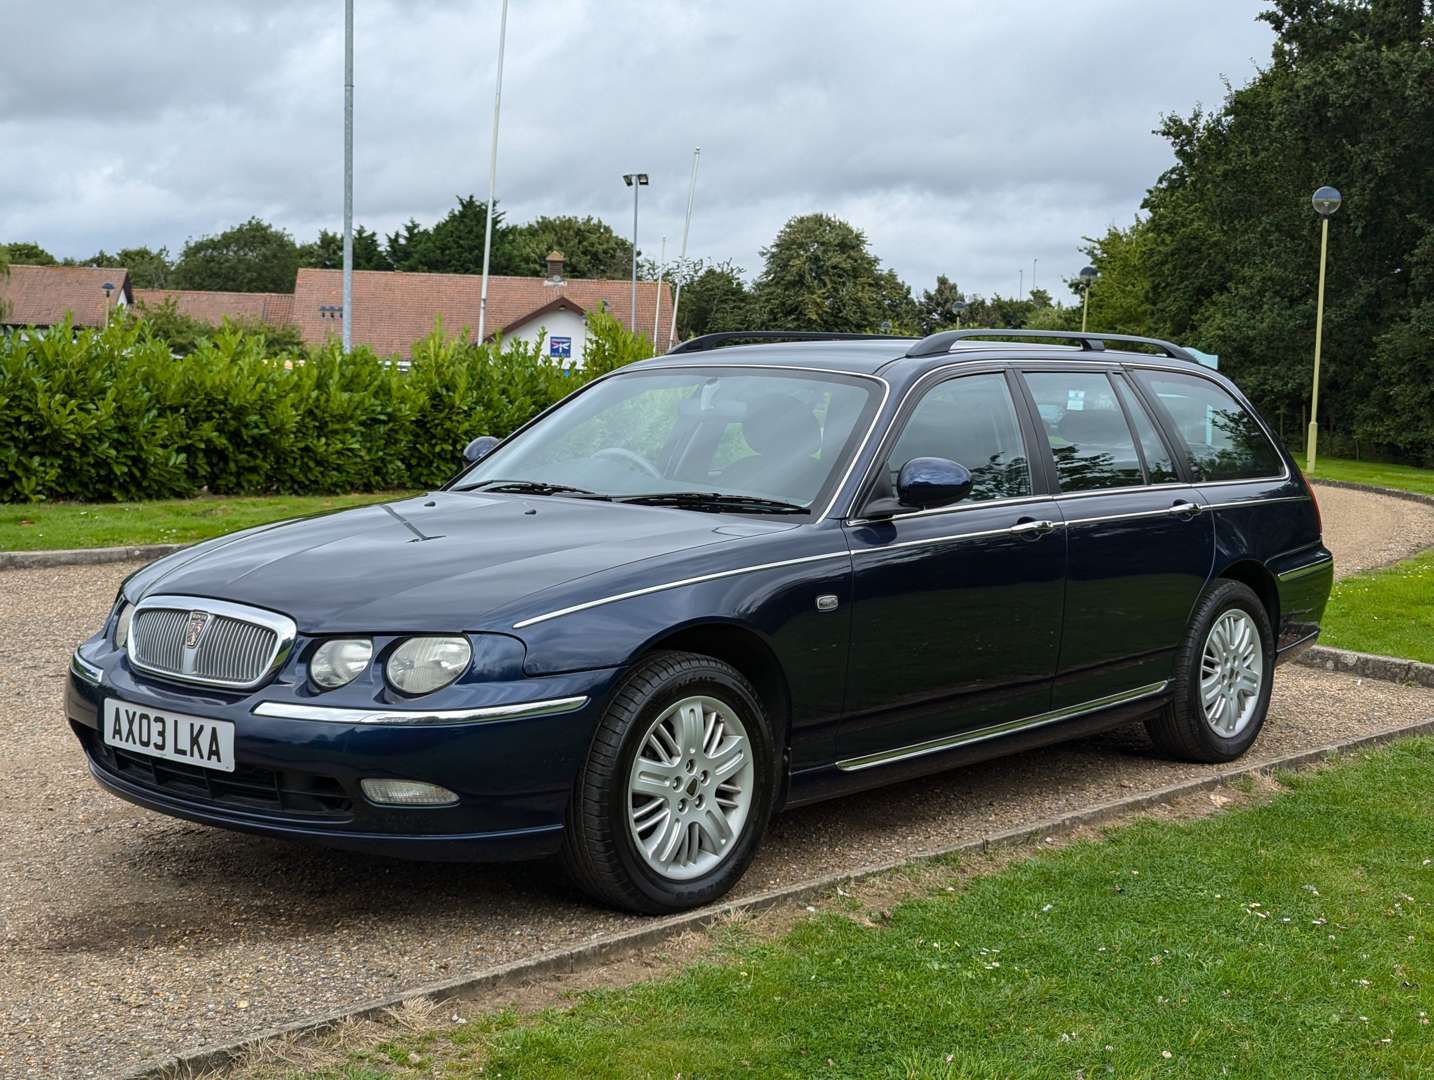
(1, 0, 1272, 299)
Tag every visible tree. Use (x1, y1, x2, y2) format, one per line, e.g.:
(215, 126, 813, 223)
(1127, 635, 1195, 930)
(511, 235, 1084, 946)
(298, 226, 391, 271)
(3, 241, 56, 266)
(85, 246, 173, 289)
(752, 214, 899, 332)
(387, 196, 521, 275)
(1066, 220, 1158, 336)
(1138, 0, 1434, 461)
(674, 260, 757, 338)
(508, 215, 633, 278)
(172, 218, 301, 292)
(918, 275, 968, 333)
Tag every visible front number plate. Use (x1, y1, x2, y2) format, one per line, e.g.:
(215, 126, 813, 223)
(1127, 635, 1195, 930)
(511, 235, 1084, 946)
(101, 698, 235, 773)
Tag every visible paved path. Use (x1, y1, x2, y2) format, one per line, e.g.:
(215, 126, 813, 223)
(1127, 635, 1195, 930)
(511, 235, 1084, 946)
(3, 487, 1432, 1079)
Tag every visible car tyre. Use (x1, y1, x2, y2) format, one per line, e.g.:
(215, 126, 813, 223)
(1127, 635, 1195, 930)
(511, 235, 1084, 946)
(561, 650, 777, 914)
(1146, 579, 1275, 763)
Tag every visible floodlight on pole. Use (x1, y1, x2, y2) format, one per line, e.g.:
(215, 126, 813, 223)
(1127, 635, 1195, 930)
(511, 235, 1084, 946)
(476, 0, 510, 344)
(623, 172, 649, 333)
(1078, 265, 1098, 332)
(952, 301, 969, 329)
(1306, 185, 1342, 474)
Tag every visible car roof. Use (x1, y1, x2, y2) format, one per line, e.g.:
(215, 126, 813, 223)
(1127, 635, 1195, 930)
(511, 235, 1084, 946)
(635, 338, 1208, 379)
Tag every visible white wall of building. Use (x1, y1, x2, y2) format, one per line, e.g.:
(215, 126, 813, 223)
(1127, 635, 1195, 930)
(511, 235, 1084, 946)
(506, 308, 588, 367)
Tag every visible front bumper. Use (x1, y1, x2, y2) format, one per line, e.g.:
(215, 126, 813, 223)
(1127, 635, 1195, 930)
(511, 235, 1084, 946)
(67, 640, 620, 862)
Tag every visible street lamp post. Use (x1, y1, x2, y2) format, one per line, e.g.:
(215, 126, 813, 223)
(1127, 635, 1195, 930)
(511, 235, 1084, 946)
(1307, 185, 1341, 474)
(952, 301, 969, 329)
(1078, 265, 1098, 332)
(623, 172, 649, 333)
(101, 282, 115, 325)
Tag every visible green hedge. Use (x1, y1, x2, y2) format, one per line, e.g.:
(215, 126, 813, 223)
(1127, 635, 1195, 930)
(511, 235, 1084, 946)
(0, 310, 652, 503)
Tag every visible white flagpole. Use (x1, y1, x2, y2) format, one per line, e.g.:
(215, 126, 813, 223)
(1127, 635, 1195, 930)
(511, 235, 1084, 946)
(476, 0, 509, 343)
(666, 146, 700, 349)
(652, 235, 666, 345)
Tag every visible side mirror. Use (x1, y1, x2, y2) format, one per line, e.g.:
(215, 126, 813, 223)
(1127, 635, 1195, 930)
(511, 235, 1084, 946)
(896, 456, 973, 509)
(462, 435, 500, 464)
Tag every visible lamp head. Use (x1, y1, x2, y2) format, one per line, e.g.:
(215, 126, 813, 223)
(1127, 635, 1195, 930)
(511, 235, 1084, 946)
(1312, 186, 1342, 218)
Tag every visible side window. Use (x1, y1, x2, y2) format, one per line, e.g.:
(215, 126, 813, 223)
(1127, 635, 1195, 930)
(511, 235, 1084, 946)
(885, 373, 1031, 502)
(1113, 376, 1179, 483)
(1024, 372, 1144, 492)
(1133, 370, 1283, 482)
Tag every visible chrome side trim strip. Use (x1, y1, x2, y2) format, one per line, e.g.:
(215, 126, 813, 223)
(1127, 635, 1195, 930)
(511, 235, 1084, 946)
(252, 695, 590, 725)
(1204, 495, 1310, 510)
(835, 680, 1170, 772)
(512, 550, 852, 629)
(71, 649, 103, 687)
(1277, 557, 1334, 582)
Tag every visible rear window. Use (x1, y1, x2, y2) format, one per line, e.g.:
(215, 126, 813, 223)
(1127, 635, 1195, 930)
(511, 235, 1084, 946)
(1133, 370, 1283, 482)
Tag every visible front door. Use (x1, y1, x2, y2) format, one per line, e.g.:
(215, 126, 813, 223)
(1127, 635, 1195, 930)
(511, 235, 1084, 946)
(1018, 368, 1215, 708)
(838, 370, 1067, 767)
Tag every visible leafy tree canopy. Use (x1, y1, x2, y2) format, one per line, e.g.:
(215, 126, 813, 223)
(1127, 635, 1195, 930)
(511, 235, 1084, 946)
(753, 213, 902, 333)
(3, 242, 56, 266)
(298, 226, 392, 271)
(85, 246, 173, 289)
(172, 218, 301, 293)
(509, 215, 634, 279)
(387, 196, 522, 275)
(675, 259, 757, 339)
(1140, 0, 1434, 461)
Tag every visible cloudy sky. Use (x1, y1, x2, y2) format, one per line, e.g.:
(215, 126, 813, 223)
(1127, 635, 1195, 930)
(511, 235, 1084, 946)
(2, 1, 1274, 301)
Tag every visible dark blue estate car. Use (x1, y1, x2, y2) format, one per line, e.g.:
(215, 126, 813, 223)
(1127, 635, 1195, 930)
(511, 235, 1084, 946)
(68, 329, 1333, 913)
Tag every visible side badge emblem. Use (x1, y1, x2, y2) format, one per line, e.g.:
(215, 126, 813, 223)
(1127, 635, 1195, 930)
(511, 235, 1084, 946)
(815, 594, 839, 613)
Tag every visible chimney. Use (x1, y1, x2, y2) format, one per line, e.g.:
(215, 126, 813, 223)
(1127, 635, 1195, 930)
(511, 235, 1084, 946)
(545, 250, 566, 284)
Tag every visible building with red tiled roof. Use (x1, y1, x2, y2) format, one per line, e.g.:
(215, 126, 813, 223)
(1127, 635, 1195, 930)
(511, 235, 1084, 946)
(291, 259, 673, 362)
(0, 265, 132, 329)
(134, 288, 296, 328)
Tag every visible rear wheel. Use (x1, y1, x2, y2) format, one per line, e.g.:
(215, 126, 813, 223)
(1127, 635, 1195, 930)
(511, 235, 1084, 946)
(1146, 580, 1274, 763)
(562, 651, 776, 913)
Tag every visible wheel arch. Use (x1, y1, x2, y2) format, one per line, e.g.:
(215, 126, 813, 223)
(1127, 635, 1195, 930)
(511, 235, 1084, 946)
(1215, 559, 1280, 634)
(635, 620, 793, 756)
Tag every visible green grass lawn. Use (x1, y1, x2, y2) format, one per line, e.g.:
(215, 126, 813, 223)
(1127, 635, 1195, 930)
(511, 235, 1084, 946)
(289, 741, 1434, 1080)
(1320, 548, 1434, 664)
(1297, 454, 1434, 497)
(0, 492, 413, 552)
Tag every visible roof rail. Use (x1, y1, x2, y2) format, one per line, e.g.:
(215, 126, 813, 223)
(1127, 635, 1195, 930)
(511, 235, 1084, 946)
(904, 328, 1195, 361)
(667, 331, 908, 355)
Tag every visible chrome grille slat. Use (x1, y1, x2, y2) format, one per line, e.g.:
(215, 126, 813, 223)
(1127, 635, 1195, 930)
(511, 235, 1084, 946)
(127, 595, 294, 690)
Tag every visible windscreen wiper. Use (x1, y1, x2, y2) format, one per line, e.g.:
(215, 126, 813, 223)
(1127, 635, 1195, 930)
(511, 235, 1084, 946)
(464, 479, 609, 498)
(615, 491, 807, 514)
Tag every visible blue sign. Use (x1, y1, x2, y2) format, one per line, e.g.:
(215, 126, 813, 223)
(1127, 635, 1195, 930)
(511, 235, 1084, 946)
(549, 336, 572, 359)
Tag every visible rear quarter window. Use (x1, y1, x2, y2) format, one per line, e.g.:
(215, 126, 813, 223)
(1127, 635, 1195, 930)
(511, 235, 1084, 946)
(1133, 370, 1283, 482)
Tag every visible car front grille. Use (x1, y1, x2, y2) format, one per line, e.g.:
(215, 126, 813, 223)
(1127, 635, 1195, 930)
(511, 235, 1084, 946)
(86, 728, 353, 819)
(128, 597, 292, 689)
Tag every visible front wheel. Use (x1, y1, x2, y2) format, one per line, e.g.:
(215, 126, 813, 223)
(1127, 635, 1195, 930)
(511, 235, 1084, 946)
(561, 651, 776, 913)
(1146, 579, 1275, 763)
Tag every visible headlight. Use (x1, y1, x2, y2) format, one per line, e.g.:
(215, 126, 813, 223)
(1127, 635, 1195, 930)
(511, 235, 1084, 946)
(114, 602, 134, 649)
(386, 636, 471, 695)
(310, 638, 373, 689)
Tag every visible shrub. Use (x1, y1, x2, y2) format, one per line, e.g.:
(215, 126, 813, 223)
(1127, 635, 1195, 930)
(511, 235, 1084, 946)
(0, 308, 655, 503)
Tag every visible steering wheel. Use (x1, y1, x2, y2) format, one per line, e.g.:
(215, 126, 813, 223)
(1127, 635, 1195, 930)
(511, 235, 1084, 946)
(593, 446, 662, 479)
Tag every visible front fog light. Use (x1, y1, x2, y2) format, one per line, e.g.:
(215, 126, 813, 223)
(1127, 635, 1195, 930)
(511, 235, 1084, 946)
(360, 778, 458, 806)
(311, 638, 373, 689)
(386, 636, 471, 695)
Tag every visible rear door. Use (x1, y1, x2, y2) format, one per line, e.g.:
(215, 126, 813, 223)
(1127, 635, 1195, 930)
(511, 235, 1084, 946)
(837, 369, 1066, 768)
(1018, 367, 1215, 709)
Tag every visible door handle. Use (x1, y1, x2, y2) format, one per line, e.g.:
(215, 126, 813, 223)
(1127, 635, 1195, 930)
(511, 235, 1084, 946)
(1009, 518, 1059, 537)
(1167, 501, 1204, 519)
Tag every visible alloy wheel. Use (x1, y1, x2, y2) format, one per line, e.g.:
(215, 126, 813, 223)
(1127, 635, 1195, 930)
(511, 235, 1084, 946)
(627, 695, 754, 881)
(1199, 608, 1264, 737)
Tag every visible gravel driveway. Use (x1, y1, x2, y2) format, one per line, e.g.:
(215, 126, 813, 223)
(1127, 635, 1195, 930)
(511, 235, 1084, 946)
(3, 487, 1433, 1079)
